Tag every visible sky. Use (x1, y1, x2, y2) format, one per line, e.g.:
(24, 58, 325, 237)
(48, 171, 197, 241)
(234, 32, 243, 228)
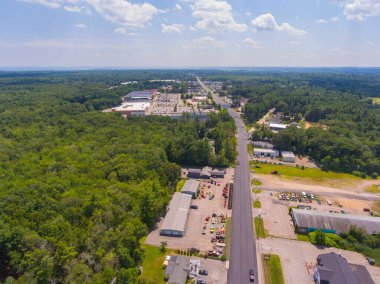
(1, 0, 380, 68)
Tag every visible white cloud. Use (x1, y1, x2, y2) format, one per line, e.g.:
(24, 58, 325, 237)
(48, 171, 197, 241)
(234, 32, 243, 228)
(86, 0, 160, 28)
(64, 5, 82, 12)
(191, 0, 247, 33)
(289, 41, 302, 45)
(343, 0, 380, 21)
(193, 36, 225, 47)
(19, 0, 62, 9)
(114, 27, 127, 34)
(161, 23, 186, 33)
(74, 23, 87, 28)
(252, 13, 306, 35)
(173, 3, 182, 11)
(242, 38, 262, 48)
(316, 16, 339, 23)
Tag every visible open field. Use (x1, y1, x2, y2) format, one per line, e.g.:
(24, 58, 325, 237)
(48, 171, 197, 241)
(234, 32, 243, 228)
(366, 184, 380, 194)
(252, 163, 360, 180)
(139, 244, 173, 284)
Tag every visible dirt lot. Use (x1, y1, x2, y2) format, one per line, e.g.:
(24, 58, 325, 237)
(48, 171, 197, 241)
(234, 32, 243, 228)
(253, 191, 296, 239)
(145, 168, 233, 253)
(258, 238, 380, 284)
(192, 257, 228, 284)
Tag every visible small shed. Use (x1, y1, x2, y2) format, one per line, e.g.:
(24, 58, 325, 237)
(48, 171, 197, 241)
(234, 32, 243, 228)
(282, 151, 296, 163)
(181, 180, 200, 198)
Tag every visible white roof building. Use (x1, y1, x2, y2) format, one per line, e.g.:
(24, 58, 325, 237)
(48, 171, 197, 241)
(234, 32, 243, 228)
(160, 193, 192, 237)
(269, 123, 288, 131)
(111, 102, 150, 116)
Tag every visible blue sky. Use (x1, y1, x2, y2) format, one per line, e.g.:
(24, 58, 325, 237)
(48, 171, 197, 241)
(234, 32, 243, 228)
(1, 0, 380, 67)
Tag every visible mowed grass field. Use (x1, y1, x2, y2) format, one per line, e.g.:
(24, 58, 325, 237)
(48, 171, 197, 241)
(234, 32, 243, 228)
(176, 178, 186, 192)
(251, 163, 360, 180)
(138, 243, 173, 284)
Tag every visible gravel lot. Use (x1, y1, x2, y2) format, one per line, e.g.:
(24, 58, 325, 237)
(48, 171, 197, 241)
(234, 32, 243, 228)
(145, 168, 233, 252)
(192, 257, 228, 284)
(259, 238, 380, 284)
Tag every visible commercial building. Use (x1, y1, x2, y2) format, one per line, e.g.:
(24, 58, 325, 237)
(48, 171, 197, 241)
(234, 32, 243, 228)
(291, 209, 380, 235)
(123, 89, 156, 102)
(313, 252, 374, 284)
(110, 102, 150, 116)
(187, 168, 201, 179)
(252, 141, 274, 149)
(282, 151, 296, 163)
(164, 255, 190, 284)
(269, 123, 288, 131)
(160, 193, 192, 237)
(253, 148, 280, 158)
(181, 179, 200, 198)
(211, 169, 225, 178)
(192, 96, 209, 102)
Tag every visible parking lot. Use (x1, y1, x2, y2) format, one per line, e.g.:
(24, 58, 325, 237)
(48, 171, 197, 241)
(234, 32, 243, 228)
(191, 257, 228, 284)
(145, 168, 233, 253)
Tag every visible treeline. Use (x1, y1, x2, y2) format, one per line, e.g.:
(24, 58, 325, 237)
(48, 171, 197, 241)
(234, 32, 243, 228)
(226, 74, 380, 177)
(0, 72, 235, 283)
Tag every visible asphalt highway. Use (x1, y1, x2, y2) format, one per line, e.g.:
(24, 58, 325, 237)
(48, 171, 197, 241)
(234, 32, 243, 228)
(196, 77, 259, 284)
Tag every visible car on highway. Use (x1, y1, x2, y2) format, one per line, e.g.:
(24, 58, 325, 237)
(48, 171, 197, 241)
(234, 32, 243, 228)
(249, 269, 255, 282)
(199, 269, 208, 275)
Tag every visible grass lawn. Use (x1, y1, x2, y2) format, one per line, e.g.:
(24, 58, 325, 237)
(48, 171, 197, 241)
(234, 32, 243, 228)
(224, 217, 231, 260)
(365, 184, 380, 194)
(372, 97, 380, 105)
(297, 234, 310, 242)
(254, 217, 266, 238)
(253, 189, 262, 194)
(176, 178, 186, 192)
(138, 244, 173, 284)
(268, 255, 285, 284)
(252, 178, 262, 186)
(253, 200, 262, 209)
(251, 163, 360, 180)
(247, 144, 254, 155)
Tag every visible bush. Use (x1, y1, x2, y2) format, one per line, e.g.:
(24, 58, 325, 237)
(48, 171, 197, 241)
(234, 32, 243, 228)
(371, 172, 378, 179)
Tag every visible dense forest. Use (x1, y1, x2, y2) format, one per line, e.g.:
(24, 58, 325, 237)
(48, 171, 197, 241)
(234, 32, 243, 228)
(0, 71, 235, 283)
(206, 70, 380, 177)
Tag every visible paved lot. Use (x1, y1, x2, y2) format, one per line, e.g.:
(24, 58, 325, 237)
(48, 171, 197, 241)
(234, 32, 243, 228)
(145, 169, 233, 252)
(193, 257, 228, 284)
(258, 238, 380, 284)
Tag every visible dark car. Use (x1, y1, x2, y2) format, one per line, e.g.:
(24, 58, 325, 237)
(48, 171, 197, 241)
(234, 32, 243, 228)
(249, 269, 255, 282)
(197, 280, 207, 284)
(199, 269, 208, 275)
(190, 205, 199, 209)
(367, 257, 376, 265)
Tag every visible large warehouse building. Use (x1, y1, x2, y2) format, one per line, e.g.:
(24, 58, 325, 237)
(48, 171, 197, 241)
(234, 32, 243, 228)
(254, 148, 280, 158)
(123, 90, 156, 102)
(291, 209, 380, 235)
(160, 193, 192, 237)
(282, 151, 296, 163)
(181, 179, 200, 198)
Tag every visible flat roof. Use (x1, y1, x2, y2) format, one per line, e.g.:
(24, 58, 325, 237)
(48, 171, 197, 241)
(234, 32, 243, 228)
(292, 209, 380, 234)
(254, 148, 278, 154)
(269, 123, 288, 129)
(282, 151, 295, 158)
(112, 102, 150, 112)
(161, 193, 192, 233)
(181, 180, 200, 195)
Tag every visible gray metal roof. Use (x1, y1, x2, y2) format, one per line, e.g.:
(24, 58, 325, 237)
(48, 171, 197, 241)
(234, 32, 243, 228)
(316, 252, 359, 284)
(167, 256, 190, 284)
(181, 180, 200, 195)
(281, 151, 295, 158)
(292, 209, 380, 234)
(124, 90, 154, 100)
(254, 148, 278, 154)
(161, 193, 192, 233)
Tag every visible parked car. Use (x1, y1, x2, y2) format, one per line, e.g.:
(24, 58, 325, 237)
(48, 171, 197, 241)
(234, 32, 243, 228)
(190, 205, 198, 209)
(249, 269, 255, 282)
(197, 280, 207, 284)
(199, 269, 208, 275)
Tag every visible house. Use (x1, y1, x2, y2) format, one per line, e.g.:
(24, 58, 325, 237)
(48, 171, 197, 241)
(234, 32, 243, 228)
(253, 148, 280, 158)
(313, 252, 374, 284)
(281, 151, 296, 163)
(164, 255, 190, 284)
